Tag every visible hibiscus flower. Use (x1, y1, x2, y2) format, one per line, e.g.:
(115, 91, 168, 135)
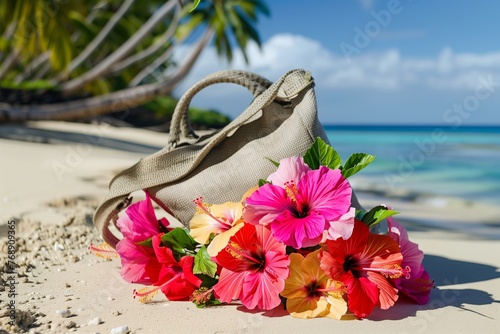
(134, 234, 202, 301)
(116, 237, 158, 285)
(281, 250, 348, 319)
(213, 223, 290, 310)
(243, 157, 352, 249)
(387, 217, 433, 304)
(189, 198, 245, 257)
(116, 194, 170, 284)
(319, 220, 409, 319)
(116, 193, 171, 243)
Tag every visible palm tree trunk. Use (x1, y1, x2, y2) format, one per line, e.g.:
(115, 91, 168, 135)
(65, 0, 136, 76)
(58, 0, 179, 95)
(14, 53, 49, 82)
(109, 3, 182, 75)
(0, 50, 19, 80)
(0, 29, 214, 122)
(0, 22, 16, 62)
(128, 22, 188, 87)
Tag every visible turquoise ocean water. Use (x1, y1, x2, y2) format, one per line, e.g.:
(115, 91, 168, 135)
(325, 125, 500, 206)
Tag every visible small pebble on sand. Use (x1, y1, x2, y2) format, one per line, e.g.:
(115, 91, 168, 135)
(56, 309, 72, 318)
(110, 325, 129, 334)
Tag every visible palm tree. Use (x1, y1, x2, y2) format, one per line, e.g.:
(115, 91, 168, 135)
(0, 0, 269, 123)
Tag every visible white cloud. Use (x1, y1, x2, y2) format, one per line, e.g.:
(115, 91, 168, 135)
(170, 33, 500, 124)
(173, 33, 500, 94)
(358, 0, 375, 10)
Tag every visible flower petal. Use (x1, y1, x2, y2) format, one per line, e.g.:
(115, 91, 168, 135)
(271, 210, 326, 249)
(299, 167, 352, 221)
(214, 269, 246, 303)
(243, 184, 290, 226)
(287, 296, 330, 319)
(152, 234, 178, 265)
(345, 275, 379, 319)
(206, 223, 245, 257)
(281, 253, 308, 299)
(267, 156, 310, 188)
(325, 295, 349, 320)
(241, 271, 283, 310)
(396, 265, 433, 304)
(327, 207, 355, 241)
(367, 271, 399, 310)
(300, 250, 328, 285)
(388, 217, 424, 274)
(116, 238, 156, 284)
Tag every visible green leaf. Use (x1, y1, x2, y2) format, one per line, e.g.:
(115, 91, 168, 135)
(303, 137, 342, 170)
(161, 228, 198, 257)
(197, 274, 218, 288)
(355, 209, 365, 221)
(189, 0, 202, 12)
(258, 179, 271, 187)
(361, 205, 399, 228)
(266, 157, 280, 168)
(341, 153, 376, 178)
(193, 246, 217, 277)
(136, 237, 152, 247)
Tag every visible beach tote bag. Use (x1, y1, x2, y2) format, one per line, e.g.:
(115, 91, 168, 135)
(93, 69, 330, 248)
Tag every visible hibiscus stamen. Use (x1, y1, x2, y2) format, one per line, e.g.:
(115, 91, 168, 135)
(190, 287, 215, 304)
(88, 242, 118, 259)
(284, 181, 300, 203)
(225, 242, 263, 266)
(315, 280, 347, 297)
(361, 264, 410, 279)
(133, 286, 160, 303)
(193, 197, 233, 229)
(284, 181, 309, 216)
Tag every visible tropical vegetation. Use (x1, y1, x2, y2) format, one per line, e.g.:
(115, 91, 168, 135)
(0, 0, 269, 126)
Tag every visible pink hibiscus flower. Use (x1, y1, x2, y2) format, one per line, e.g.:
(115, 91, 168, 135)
(387, 217, 433, 304)
(115, 194, 171, 284)
(116, 237, 159, 284)
(243, 157, 352, 249)
(319, 220, 409, 319)
(116, 193, 170, 243)
(213, 223, 290, 310)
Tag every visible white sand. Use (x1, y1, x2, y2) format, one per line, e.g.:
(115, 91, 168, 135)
(1, 121, 499, 334)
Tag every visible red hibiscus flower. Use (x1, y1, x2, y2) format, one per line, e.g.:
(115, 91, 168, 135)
(319, 220, 409, 318)
(139, 234, 202, 301)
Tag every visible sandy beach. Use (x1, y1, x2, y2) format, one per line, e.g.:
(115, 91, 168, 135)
(1, 121, 499, 334)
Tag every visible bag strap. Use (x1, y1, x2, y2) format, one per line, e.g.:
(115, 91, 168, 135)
(94, 69, 313, 247)
(167, 70, 273, 149)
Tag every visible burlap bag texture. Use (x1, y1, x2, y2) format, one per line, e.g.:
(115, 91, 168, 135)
(93, 69, 329, 247)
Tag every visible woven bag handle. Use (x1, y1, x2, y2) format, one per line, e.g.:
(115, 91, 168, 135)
(167, 70, 272, 149)
(94, 69, 312, 247)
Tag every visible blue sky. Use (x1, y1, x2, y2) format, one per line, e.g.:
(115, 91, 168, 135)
(174, 0, 500, 125)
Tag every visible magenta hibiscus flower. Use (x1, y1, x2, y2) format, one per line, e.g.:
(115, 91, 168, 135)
(243, 157, 352, 249)
(116, 193, 170, 243)
(387, 217, 434, 304)
(116, 194, 171, 284)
